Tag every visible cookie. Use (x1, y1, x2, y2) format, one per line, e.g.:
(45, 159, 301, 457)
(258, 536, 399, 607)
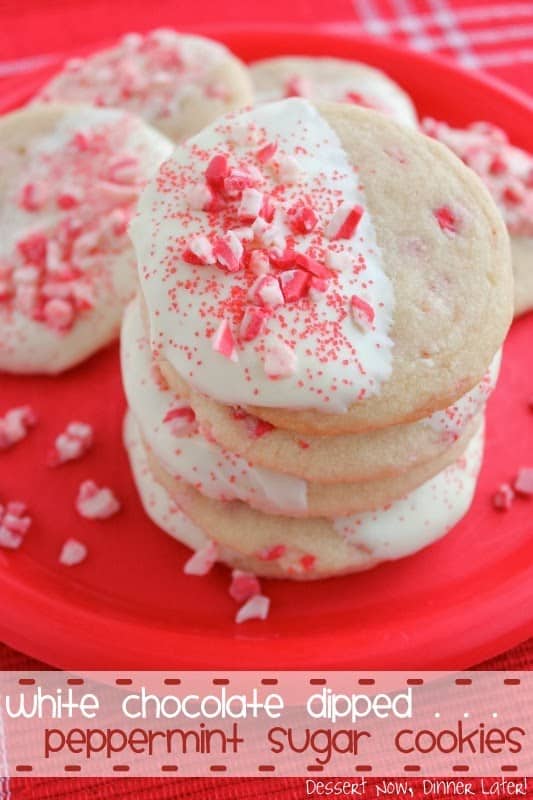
(36, 29, 253, 142)
(176, 351, 500, 483)
(125, 412, 485, 579)
(0, 104, 172, 374)
(123, 298, 479, 516)
(132, 98, 512, 435)
(250, 55, 417, 128)
(422, 117, 533, 316)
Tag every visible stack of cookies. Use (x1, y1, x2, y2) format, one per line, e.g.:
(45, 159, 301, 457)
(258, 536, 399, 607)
(123, 97, 513, 580)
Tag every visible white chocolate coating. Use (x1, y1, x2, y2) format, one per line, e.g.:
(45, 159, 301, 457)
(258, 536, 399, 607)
(251, 56, 418, 128)
(124, 412, 484, 579)
(133, 98, 395, 413)
(121, 298, 308, 514)
(424, 349, 500, 438)
(0, 106, 172, 374)
(333, 420, 484, 560)
(36, 29, 253, 141)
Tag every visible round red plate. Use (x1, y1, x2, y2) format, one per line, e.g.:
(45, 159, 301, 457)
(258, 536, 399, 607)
(0, 29, 532, 671)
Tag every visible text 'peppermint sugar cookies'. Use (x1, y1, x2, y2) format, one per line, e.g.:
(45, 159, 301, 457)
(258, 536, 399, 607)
(0, 104, 172, 374)
(132, 98, 513, 435)
(36, 29, 254, 143)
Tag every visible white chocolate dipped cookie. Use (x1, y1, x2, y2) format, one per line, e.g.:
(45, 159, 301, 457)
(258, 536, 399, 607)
(133, 98, 512, 435)
(0, 104, 172, 375)
(123, 298, 480, 516)
(423, 118, 533, 316)
(36, 29, 253, 142)
(125, 412, 485, 580)
(173, 351, 500, 483)
(250, 56, 417, 128)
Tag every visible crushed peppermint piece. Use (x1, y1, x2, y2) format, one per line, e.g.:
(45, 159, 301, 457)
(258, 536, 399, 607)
(163, 406, 197, 435)
(248, 250, 270, 276)
(76, 480, 120, 520)
(238, 187, 263, 221)
(249, 273, 284, 308)
(183, 541, 218, 576)
(250, 418, 275, 438)
(350, 295, 375, 331)
(294, 252, 333, 280)
(229, 569, 261, 603)
(235, 594, 270, 624)
(0, 406, 37, 451)
(514, 468, 533, 496)
(240, 306, 267, 342)
(326, 203, 364, 240)
(186, 182, 213, 211)
(264, 340, 297, 379)
(183, 235, 215, 266)
(284, 75, 311, 98)
(433, 205, 459, 233)
(19, 181, 47, 211)
(288, 204, 318, 234)
(256, 141, 277, 164)
(0, 501, 31, 550)
(300, 553, 316, 571)
(279, 269, 309, 303)
(212, 319, 238, 362)
(276, 155, 300, 183)
(257, 544, 286, 561)
(47, 421, 93, 466)
(212, 235, 242, 273)
(492, 484, 514, 511)
(59, 538, 88, 566)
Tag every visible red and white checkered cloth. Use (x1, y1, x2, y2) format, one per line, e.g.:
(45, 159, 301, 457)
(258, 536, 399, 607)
(0, 0, 531, 797)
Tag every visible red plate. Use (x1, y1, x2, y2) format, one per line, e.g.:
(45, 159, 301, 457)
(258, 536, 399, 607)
(0, 29, 532, 670)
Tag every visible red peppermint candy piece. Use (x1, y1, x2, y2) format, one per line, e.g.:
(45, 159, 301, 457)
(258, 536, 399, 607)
(205, 154, 229, 193)
(327, 203, 364, 240)
(212, 319, 238, 362)
(229, 570, 261, 603)
(256, 141, 278, 164)
(434, 205, 458, 233)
